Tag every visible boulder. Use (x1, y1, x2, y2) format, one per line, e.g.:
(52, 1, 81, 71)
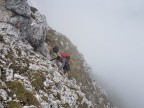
(4, 0, 49, 58)
(5, 0, 31, 17)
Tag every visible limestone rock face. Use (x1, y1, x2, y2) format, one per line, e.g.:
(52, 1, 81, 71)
(0, 0, 115, 108)
(10, 16, 31, 39)
(0, 22, 19, 37)
(5, 0, 31, 17)
(36, 42, 51, 59)
(0, 0, 50, 58)
(26, 11, 48, 49)
(0, 0, 14, 22)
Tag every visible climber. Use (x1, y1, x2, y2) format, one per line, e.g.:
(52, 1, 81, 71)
(50, 53, 71, 76)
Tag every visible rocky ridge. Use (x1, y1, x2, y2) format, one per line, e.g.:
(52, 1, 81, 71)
(0, 0, 115, 108)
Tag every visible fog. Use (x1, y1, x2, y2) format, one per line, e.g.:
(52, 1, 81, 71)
(29, 0, 144, 108)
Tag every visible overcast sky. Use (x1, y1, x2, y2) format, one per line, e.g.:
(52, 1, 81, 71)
(28, 0, 144, 108)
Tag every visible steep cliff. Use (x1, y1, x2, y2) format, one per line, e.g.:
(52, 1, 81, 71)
(0, 0, 115, 108)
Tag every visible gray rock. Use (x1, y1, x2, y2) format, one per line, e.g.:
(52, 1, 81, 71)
(10, 15, 31, 39)
(2, 0, 49, 58)
(9, 12, 49, 58)
(0, 22, 19, 37)
(0, 0, 5, 6)
(26, 11, 48, 49)
(0, 89, 8, 100)
(37, 42, 51, 59)
(0, 9, 13, 22)
(0, 0, 14, 23)
(5, 0, 31, 17)
(0, 103, 4, 108)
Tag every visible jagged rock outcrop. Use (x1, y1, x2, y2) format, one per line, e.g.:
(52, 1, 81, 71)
(5, 0, 31, 17)
(1, 0, 49, 58)
(0, 0, 93, 108)
(0, 0, 116, 108)
(0, 33, 93, 107)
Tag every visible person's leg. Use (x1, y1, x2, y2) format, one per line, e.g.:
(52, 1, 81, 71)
(63, 64, 70, 77)
(66, 64, 70, 72)
(63, 64, 67, 74)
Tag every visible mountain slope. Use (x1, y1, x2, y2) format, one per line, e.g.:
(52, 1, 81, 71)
(0, 0, 115, 108)
(46, 27, 116, 108)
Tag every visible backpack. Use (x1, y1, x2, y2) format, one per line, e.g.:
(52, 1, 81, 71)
(52, 46, 59, 53)
(61, 53, 70, 58)
(61, 53, 70, 63)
